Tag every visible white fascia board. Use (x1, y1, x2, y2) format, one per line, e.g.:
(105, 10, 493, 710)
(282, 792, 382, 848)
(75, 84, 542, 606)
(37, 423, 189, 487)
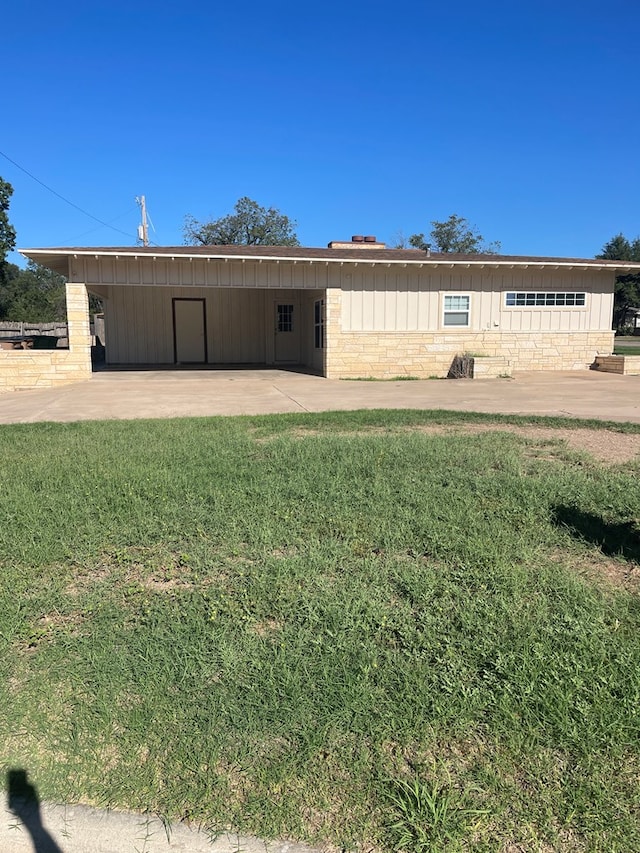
(19, 248, 640, 272)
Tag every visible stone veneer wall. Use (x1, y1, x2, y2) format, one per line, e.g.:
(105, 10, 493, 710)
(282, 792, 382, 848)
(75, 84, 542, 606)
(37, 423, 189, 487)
(324, 291, 614, 379)
(0, 283, 92, 392)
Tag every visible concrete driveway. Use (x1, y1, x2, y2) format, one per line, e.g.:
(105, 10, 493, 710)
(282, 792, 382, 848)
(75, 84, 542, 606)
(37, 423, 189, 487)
(1, 368, 640, 424)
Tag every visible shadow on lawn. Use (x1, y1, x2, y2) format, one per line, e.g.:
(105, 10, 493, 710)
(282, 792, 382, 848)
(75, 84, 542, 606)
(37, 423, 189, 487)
(552, 505, 640, 562)
(6, 769, 63, 852)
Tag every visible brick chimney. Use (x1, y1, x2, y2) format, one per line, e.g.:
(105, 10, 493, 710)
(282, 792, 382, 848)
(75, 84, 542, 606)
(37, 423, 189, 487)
(328, 235, 386, 249)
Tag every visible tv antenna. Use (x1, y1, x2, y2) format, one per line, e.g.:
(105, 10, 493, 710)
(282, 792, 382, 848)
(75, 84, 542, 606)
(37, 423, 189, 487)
(135, 195, 155, 246)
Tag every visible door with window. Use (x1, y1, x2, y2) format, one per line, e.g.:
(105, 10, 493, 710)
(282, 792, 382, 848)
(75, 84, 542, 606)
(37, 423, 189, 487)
(274, 301, 301, 363)
(173, 298, 207, 364)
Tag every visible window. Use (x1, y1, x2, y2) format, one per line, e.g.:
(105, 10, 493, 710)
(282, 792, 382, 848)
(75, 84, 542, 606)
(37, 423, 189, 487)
(277, 303, 294, 332)
(505, 292, 586, 307)
(443, 294, 470, 327)
(314, 298, 325, 349)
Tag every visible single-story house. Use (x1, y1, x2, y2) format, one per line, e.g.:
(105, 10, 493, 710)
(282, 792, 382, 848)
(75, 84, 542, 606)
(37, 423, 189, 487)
(3, 237, 640, 391)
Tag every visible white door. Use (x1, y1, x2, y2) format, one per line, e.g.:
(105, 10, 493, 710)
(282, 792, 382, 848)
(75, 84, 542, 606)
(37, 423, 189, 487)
(173, 299, 207, 363)
(274, 301, 301, 363)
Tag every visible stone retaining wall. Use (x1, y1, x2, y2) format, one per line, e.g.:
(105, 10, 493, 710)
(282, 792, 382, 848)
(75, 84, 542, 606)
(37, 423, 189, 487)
(0, 283, 92, 392)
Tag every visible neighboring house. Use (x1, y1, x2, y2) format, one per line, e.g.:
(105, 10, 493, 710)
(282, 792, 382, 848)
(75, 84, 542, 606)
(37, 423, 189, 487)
(628, 308, 640, 332)
(4, 237, 640, 390)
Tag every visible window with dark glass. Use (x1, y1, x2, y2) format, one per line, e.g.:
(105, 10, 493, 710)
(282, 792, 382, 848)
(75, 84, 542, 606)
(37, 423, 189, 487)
(277, 304, 294, 332)
(314, 299, 325, 349)
(505, 292, 586, 307)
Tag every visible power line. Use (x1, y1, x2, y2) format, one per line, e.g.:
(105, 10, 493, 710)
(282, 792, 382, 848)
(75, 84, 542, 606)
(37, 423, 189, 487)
(0, 149, 135, 241)
(60, 206, 138, 245)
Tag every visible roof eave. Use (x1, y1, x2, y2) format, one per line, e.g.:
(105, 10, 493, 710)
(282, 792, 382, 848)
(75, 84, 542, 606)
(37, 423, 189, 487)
(19, 247, 640, 273)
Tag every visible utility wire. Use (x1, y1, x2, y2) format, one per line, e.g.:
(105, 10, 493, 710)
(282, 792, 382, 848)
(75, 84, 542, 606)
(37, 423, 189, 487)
(60, 206, 138, 245)
(62, 216, 161, 248)
(0, 149, 135, 241)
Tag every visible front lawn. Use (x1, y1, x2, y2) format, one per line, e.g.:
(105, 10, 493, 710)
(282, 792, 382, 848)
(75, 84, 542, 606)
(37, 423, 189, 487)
(1, 410, 639, 851)
(613, 345, 640, 355)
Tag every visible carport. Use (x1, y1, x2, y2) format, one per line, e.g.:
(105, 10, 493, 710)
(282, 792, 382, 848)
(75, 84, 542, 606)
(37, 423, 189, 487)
(21, 246, 329, 375)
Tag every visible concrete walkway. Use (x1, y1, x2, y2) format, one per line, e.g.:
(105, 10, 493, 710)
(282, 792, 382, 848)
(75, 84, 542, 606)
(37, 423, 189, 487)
(0, 800, 320, 852)
(1, 368, 640, 424)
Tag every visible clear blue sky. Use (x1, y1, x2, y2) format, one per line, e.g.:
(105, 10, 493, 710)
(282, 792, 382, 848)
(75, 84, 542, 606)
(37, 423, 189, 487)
(3, 0, 639, 265)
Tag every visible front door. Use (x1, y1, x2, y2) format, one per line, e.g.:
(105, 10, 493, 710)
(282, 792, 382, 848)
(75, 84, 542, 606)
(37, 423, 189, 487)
(274, 301, 301, 363)
(173, 298, 207, 364)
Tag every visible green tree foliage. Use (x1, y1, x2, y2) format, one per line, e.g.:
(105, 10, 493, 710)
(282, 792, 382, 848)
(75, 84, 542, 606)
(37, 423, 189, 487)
(0, 177, 17, 285)
(409, 214, 501, 254)
(184, 196, 300, 246)
(597, 234, 640, 331)
(0, 179, 102, 322)
(0, 260, 67, 322)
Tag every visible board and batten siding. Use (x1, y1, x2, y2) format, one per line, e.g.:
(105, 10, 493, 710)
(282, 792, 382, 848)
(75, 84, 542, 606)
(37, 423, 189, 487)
(76, 257, 333, 366)
(75, 256, 614, 337)
(100, 286, 268, 364)
(341, 268, 614, 333)
(97, 285, 324, 365)
(74, 257, 334, 290)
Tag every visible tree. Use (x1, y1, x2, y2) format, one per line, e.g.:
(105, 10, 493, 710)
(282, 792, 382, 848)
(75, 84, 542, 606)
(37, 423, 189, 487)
(0, 261, 103, 322)
(0, 179, 103, 322)
(408, 214, 501, 254)
(596, 233, 640, 331)
(0, 260, 67, 322)
(0, 178, 67, 321)
(0, 177, 17, 285)
(184, 197, 300, 246)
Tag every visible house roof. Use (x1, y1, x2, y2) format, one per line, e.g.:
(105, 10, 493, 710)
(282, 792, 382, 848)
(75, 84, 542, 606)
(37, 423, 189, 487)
(20, 244, 640, 277)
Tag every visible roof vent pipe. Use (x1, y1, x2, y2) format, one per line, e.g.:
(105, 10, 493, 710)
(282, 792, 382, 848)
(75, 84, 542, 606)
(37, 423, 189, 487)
(351, 235, 365, 243)
(425, 244, 431, 257)
(364, 235, 377, 243)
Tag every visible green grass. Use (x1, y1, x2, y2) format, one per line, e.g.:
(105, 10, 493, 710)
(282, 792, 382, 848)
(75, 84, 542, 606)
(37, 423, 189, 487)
(1, 410, 640, 851)
(613, 346, 640, 355)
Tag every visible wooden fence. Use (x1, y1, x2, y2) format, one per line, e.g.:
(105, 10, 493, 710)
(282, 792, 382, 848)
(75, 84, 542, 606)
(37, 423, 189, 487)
(0, 321, 69, 339)
(0, 316, 104, 344)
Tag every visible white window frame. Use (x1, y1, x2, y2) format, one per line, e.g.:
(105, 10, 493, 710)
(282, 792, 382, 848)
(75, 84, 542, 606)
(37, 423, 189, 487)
(442, 293, 471, 328)
(504, 291, 587, 308)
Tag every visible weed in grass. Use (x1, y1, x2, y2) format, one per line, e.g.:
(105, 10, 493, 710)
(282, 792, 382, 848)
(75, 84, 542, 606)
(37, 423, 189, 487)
(385, 775, 487, 852)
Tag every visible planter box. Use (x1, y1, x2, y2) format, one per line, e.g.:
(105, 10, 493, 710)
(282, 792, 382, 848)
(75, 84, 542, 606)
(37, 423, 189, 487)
(593, 355, 640, 375)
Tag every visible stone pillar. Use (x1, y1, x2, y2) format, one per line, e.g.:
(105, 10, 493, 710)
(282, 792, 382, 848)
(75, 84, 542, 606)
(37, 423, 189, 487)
(323, 287, 342, 379)
(65, 282, 91, 355)
(65, 282, 92, 383)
